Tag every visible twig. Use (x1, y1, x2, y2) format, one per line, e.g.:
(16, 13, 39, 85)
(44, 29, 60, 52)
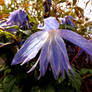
(70, 47, 81, 64)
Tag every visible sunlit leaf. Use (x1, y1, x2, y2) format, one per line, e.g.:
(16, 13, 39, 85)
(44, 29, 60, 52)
(0, 29, 17, 42)
(80, 68, 92, 75)
(74, 6, 84, 18)
(0, 14, 9, 19)
(0, 0, 4, 5)
(23, 3, 31, 8)
(73, 0, 77, 5)
(85, 0, 90, 8)
(0, 57, 5, 64)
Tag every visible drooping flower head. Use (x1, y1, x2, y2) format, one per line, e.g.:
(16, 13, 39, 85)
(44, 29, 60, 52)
(60, 16, 76, 28)
(12, 17, 92, 79)
(0, 9, 31, 32)
(7, 9, 31, 29)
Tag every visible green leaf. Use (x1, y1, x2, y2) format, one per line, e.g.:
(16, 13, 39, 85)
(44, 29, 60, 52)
(5, 25, 19, 30)
(19, 29, 32, 36)
(0, 29, 17, 42)
(45, 85, 55, 92)
(2, 74, 22, 92)
(0, 65, 7, 72)
(68, 68, 82, 92)
(80, 68, 92, 75)
(31, 86, 40, 92)
(59, 24, 75, 31)
(12, 85, 21, 92)
(4, 68, 11, 75)
(0, 83, 3, 92)
(57, 86, 74, 92)
(2, 75, 16, 92)
(58, 76, 65, 84)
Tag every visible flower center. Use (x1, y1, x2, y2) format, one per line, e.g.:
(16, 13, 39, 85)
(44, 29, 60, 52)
(48, 29, 59, 43)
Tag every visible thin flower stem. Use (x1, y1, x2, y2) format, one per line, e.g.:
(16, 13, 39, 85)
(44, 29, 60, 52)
(83, 74, 92, 80)
(43, 0, 51, 18)
(70, 47, 81, 64)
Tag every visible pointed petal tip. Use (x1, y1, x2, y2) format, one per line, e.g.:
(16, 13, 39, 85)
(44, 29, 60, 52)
(20, 59, 27, 65)
(20, 63, 24, 66)
(27, 58, 39, 73)
(11, 62, 15, 65)
(11, 60, 18, 65)
(38, 73, 44, 80)
(27, 66, 36, 73)
(27, 70, 31, 73)
(38, 75, 41, 80)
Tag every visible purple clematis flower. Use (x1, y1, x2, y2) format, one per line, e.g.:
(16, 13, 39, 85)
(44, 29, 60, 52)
(60, 16, 76, 28)
(7, 9, 31, 29)
(12, 17, 92, 79)
(0, 9, 31, 32)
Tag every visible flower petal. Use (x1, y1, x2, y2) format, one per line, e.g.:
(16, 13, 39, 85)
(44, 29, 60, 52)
(39, 41, 50, 78)
(18, 9, 27, 23)
(7, 9, 31, 29)
(49, 39, 60, 79)
(65, 17, 75, 28)
(56, 36, 73, 76)
(60, 16, 76, 28)
(0, 22, 7, 28)
(60, 29, 92, 56)
(44, 17, 59, 31)
(12, 31, 49, 65)
(27, 57, 40, 73)
(66, 16, 76, 20)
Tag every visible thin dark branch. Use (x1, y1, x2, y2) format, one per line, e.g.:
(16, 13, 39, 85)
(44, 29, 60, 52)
(43, 0, 51, 18)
